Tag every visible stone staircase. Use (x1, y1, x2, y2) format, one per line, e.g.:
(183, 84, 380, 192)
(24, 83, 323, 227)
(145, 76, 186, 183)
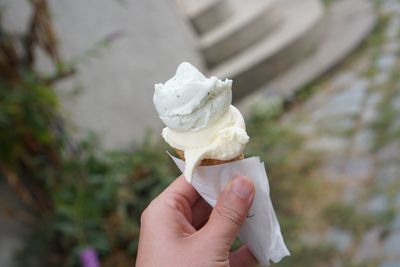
(197, 0, 282, 68)
(177, 0, 233, 34)
(176, 0, 325, 101)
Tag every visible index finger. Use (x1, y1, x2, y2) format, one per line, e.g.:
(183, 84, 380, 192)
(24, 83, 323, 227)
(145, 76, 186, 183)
(161, 175, 200, 206)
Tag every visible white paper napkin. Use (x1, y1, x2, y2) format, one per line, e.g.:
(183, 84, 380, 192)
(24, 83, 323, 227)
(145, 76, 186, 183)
(170, 154, 290, 266)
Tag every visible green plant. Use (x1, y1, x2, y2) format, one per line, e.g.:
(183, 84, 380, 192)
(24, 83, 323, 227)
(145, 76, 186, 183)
(0, 0, 71, 213)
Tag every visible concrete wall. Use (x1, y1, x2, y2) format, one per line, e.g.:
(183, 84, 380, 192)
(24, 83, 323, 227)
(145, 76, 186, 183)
(2, 0, 202, 149)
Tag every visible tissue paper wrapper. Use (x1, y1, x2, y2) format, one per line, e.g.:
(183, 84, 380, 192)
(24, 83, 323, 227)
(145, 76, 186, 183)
(171, 155, 290, 265)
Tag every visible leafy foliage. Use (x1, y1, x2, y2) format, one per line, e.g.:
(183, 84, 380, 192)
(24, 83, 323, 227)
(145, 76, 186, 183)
(14, 137, 177, 267)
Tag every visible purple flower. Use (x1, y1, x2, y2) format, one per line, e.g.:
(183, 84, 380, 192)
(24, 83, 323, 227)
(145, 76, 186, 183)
(80, 247, 101, 267)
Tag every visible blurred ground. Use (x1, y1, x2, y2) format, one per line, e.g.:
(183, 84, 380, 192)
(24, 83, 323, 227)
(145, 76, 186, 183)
(0, 183, 25, 267)
(1, 0, 399, 266)
(2, 0, 202, 149)
(283, 0, 400, 265)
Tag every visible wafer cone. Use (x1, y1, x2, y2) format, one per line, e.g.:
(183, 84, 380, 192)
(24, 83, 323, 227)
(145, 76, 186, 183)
(175, 149, 244, 166)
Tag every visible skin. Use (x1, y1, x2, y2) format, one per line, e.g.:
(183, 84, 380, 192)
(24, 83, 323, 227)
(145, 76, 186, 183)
(136, 175, 258, 267)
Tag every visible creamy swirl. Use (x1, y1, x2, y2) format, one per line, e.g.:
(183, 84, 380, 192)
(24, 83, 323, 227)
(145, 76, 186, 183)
(153, 62, 232, 131)
(162, 105, 249, 180)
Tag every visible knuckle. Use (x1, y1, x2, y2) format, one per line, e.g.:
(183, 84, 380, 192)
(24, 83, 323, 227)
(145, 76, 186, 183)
(140, 192, 190, 226)
(215, 203, 244, 226)
(164, 193, 191, 219)
(164, 193, 182, 209)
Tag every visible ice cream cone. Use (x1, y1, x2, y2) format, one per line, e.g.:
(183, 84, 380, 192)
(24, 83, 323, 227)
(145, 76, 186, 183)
(154, 62, 249, 181)
(175, 149, 244, 166)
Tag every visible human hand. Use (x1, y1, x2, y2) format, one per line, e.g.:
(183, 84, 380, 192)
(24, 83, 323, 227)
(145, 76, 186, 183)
(136, 175, 257, 267)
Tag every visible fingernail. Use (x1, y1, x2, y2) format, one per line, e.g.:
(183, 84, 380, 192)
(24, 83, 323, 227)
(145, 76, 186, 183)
(230, 176, 254, 199)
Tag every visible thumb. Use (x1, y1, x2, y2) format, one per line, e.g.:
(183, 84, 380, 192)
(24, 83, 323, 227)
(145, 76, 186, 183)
(201, 176, 255, 252)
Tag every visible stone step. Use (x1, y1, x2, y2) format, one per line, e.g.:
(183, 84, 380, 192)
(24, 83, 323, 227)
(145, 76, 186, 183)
(176, 0, 233, 35)
(209, 0, 325, 102)
(198, 0, 282, 68)
(238, 0, 377, 114)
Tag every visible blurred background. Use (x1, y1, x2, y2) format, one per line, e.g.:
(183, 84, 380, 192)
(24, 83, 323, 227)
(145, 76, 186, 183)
(0, 0, 399, 266)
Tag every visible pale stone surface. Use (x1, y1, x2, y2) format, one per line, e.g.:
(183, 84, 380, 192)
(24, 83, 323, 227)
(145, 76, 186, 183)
(322, 156, 347, 181)
(0, 237, 22, 267)
(331, 72, 358, 90)
(392, 95, 400, 111)
(344, 157, 374, 180)
(377, 142, 400, 163)
(380, 260, 400, 267)
(391, 213, 400, 229)
(383, 231, 400, 256)
(361, 106, 378, 125)
(382, 0, 400, 13)
(248, 0, 377, 103)
(213, 0, 325, 101)
(343, 184, 363, 203)
(385, 16, 400, 38)
(372, 72, 390, 86)
(382, 41, 399, 53)
(396, 195, 400, 209)
(177, 0, 232, 34)
(2, 0, 202, 149)
(389, 119, 400, 135)
(354, 227, 383, 262)
(353, 129, 375, 155)
(295, 122, 316, 136)
(364, 194, 389, 213)
(305, 136, 348, 152)
(313, 80, 368, 119)
(319, 116, 355, 134)
(0, 184, 25, 267)
(325, 228, 352, 252)
(376, 54, 397, 71)
(376, 163, 400, 186)
(198, 0, 281, 67)
(366, 92, 383, 107)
